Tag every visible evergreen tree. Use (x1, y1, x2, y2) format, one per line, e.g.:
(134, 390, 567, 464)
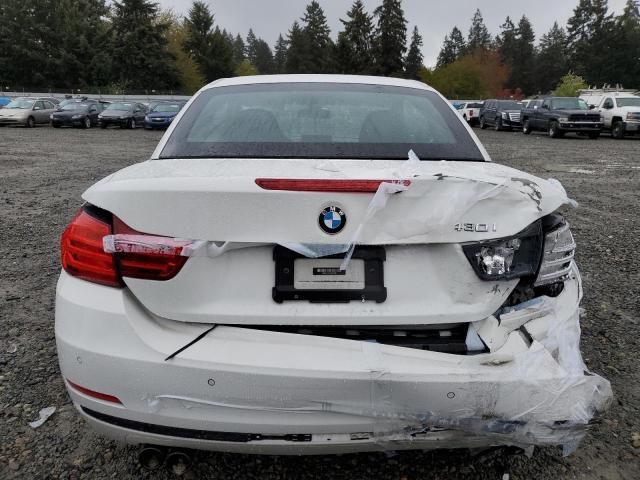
(273, 34, 288, 73)
(46, 0, 112, 89)
(511, 16, 537, 94)
(183, 1, 214, 77)
(246, 28, 258, 64)
(254, 39, 275, 74)
(110, 0, 178, 90)
(232, 34, 245, 65)
(373, 0, 407, 76)
(611, 0, 640, 87)
(184, 1, 234, 82)
(245, 29, 274, 74)
(496, 16, 517, 68)
(436, 26, 466, 68)
(336, 0, 375, 74)
(567, 0, 616, 85)
(301, 1, 334, 73)
(164, 11, 206, 93)
(536, 22, 569, 94)
(208, 26, 235, 79)
(404, 26, 423, 79)
(0, 0, 111, 89)
(285, 21, 308, 73)
(467, 9, 492, 52)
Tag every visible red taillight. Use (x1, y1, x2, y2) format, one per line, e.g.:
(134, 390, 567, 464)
(111, 217, 188, 281)
(255, 179, 411, 193)
(61, 205, 188, 286)
(67, 379, 122, 404)
(61, 208, 121, 287)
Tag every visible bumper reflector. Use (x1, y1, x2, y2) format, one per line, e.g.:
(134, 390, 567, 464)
(67, 379, 122, 404)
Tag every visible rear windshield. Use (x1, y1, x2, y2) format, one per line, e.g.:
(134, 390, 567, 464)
(152, 103, 182, 113)
(467, 102, 483, 108)
(617, 97, 640, 107)
(160, 83, 484, 161)
(60, 103, 90, 111)
(106, 102, 132, 111)
(6, 99, 34, 109)
(551, 98, 589, 110)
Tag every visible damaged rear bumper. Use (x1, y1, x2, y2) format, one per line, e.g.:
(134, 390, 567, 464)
(55, 266, 612, 455)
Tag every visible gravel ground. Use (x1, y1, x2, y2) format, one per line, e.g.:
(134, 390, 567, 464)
(0, 125, 639, 479)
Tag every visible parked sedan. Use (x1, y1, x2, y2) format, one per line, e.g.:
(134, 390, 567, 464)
(98, 102, 147, 129)
(479, 99, 524, 130)
(0, 97, 57, 127)
(144, 101, 186, 129)
(51, 101, 103, 128)
(57, 75, 610, 461)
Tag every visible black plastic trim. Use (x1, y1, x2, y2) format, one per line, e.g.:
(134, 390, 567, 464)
(82, 407, 312, 443)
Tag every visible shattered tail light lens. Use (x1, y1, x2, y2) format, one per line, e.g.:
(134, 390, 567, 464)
(462, 221, 543, 281)
(108, 217, 189, 281)
(61, 207, 121, 287)
(534, 222, 576, 287)
(61, 205, 189, 286)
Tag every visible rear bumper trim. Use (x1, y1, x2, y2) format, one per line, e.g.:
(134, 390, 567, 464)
(82, 407, 312, 443)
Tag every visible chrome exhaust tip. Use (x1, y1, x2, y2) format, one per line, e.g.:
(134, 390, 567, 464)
(165, 449, 191, 476)
(138, 445, 165, 471)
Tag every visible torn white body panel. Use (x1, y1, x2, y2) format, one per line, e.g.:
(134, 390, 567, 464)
(56, 265, 611, 455)
(82, 158, 573, 246)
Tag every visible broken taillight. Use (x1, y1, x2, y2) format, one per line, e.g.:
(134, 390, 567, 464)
(462, 221, 544, 281)
(108, 217, 189, 281)
(534, 222, 576, 286)
(61, 207, 121, 287)
(61, 205, 189, 286)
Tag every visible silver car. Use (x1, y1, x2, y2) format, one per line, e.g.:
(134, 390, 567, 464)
(0, 97, 58, 127)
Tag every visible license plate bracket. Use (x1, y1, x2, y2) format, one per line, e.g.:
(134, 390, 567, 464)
(273, 246, 387, 303)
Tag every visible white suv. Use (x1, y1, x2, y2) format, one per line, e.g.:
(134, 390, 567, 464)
(56, 75, 611, 460)
(580, 90, 640, 139)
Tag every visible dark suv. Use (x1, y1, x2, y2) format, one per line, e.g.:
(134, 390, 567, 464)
(479, 100, 524, 131)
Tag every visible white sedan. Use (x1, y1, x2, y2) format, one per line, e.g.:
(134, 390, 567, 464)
(56, 75, 610, 462)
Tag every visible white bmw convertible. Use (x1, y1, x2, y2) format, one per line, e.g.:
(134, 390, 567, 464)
(56, 75, 611, 459)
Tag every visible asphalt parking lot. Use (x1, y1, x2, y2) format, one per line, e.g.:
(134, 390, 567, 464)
(0, 125, 639, 479)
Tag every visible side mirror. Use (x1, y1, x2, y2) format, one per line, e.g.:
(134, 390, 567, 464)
(589, 105, 595, 110)
(533, 105, 538, 110)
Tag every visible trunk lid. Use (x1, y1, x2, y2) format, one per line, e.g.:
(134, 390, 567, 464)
(83, 158, 573, 326)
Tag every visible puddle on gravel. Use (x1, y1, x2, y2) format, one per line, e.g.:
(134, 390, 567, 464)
(544, 164, 595, 174)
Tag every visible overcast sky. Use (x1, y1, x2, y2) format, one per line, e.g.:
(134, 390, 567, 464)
(156, 0, 629, 67)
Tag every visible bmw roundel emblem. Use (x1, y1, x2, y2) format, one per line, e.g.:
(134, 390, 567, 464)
(319, 206, 346, 234)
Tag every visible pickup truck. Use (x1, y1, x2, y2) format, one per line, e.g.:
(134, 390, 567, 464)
(580, 92, 640, 139)
(521, 97, 602, 139)
(457, 101, 483, 126)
